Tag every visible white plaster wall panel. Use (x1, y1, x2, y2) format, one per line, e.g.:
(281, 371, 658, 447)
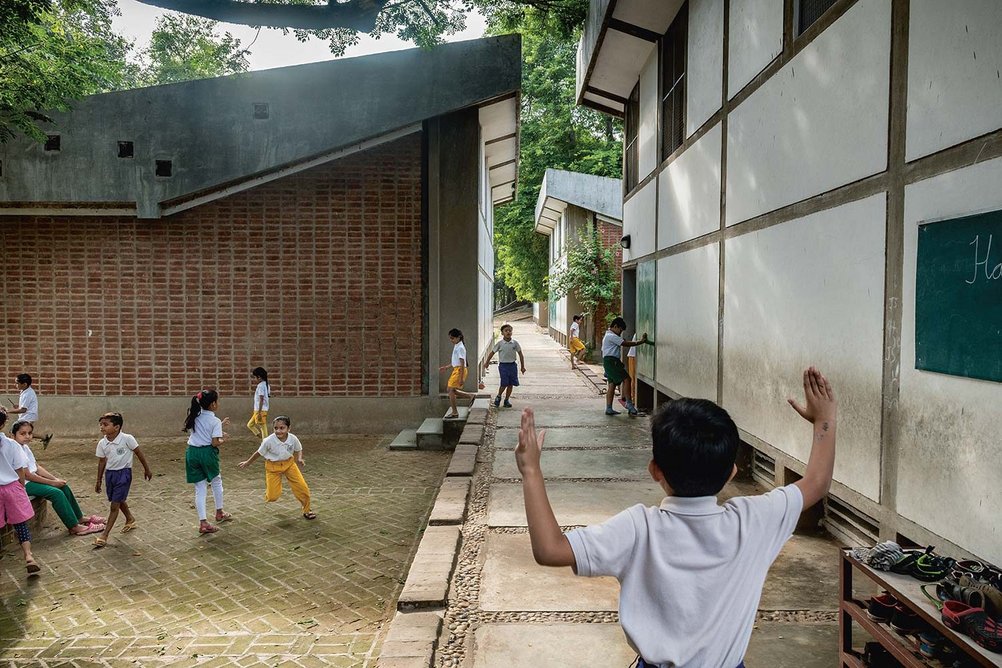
(686, 0, 724, 136)
(727, 0, 784, 100)
(622, 179, 657, 262)
(725, 0, 890, 226)
(638, 50, 660, 181)
(656, 247, 719, 400)
(898, 158, 1002, 559)
(723, 195, 886, 500)
(658, 122, 722, 248)
(906, 0, 1002, 162)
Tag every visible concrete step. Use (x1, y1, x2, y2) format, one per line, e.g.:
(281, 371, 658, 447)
(472, 398, 491, 410)
(416, 418, 445, 450)
(443, 406, 470, 421)
(388, 429, 418, 451)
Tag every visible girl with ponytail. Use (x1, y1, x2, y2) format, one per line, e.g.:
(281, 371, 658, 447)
(183, 390, 232, 534)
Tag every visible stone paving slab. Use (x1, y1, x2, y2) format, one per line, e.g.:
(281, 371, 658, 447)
(398, 526, 461, 609)
(428, 478, 471, 525)
(493, 426, 648, 450)
(495, 402, 650, 428)
(446, 444, 477, 476)
(746, 621, 839, 666)
(479, 534, 619, 611)
(492, 448, 652, 480)
(472, 623, 634, 667)
(377, 610, 443, 668)
(761, 534, 841, 611)
(487, 481, 663, 527)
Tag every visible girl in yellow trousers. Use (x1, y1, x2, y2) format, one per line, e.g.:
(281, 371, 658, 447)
(238, 416, 316, 520)
(245, 367, 270, 439)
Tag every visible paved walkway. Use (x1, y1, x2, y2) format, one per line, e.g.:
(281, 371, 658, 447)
(0, 432, 449, 666)
(438, 317, 840, 667)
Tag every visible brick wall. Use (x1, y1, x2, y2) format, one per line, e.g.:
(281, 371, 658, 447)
(592, 220, 624, 347)
(0, 133, 424, 399)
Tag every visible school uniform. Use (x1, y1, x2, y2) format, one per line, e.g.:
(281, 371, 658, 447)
(569, 321, 585, 354)
(22, 442, 85, 530)
(257, 433, 311, 513)
(602, 330, 628, 385)
(246, 381, 270, 439)
(0, 435, 33, 530)
(186, 411, 222, 483)
(448, 341, 468, 389)
(492, 338, 522, 387)
(18, 387, 39, 423)
(96, 432, 140, 503)
(566, 485, 803, 668)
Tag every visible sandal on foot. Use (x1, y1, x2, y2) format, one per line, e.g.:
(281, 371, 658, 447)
(71, 523, 104, 536)
(303, 512, 317, 520)
(93, 536, 107, 548)
(25, 559, 41, 574)
(121, 521, 138, 533)
(84, 515, 106, 525)
(199, 523, 219, 534)
(214, 511, 232, 522)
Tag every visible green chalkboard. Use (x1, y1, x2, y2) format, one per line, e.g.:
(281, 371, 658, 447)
(915, 210, 1002, 383)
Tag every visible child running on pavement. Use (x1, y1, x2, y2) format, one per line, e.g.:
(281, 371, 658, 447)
(568, 315, 587, 369)
(602, 317, 647, 416)
(483, 323, 526, 408)
(516, 367, 837, 668)
(440, 328, 477, 419)
(246, 367, 270, 440)
(13, 420, 105, 536)
(183, 390, 232, 534)
(238, 415, 316, 520)
(0, 408, 41, 575)
(94, 412, 152, 547)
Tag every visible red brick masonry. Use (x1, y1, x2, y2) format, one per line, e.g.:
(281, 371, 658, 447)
(0, 134, 424, 398)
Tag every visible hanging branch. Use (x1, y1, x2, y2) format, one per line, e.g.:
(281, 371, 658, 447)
(133, 0, 390, 31)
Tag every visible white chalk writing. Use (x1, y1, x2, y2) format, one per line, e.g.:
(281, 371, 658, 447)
(966, 234, 1002, 284)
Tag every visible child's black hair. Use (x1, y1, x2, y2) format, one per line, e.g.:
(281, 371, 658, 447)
(273, 415, 291, 428)
(0, 408, 8, 430)
(10, 420, 31, 436)
(448, 328, 464, 341)
(99, 412, 124, 428)
(650, 398, 740, 497)
(252, 367, 270, 396)
(610, 317, 627, 330)
(573, 314, 583, 322)
(183, 390, 219, 432)
(500, 323, 513, 333)
(16, 373, 31, 386)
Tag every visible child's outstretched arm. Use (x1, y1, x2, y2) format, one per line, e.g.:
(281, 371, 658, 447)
(621, 333, 649, 348)
(238, 452, 261, 469)
(516, 408, 575, 568)
(788, 367, 838, 509)
(95, 457, 107, 493)
(518, 349, 526, 374)
(134, 447, 153, 481)
(483, 349, 495, 371)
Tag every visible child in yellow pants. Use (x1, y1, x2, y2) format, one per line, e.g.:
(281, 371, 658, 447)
(238, 415, 315, 520)
(246, 367, 270, 439)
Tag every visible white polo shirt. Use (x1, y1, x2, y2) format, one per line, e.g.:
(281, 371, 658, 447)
(492, 339, 522, 364)
(19, 387, 39, 423)
(257, 433, 302, 462)
(20, 442, 38, 474)
(187, 410, 223, 447)
(566, 484, 804, 668)
(254, 381, 270, 412)
(601, 330, 624, 358)
(96, 432, 140, 471)
(0, 435, 27, 485)
(451, 341, 467, 367)
(570, 321, 580, 339)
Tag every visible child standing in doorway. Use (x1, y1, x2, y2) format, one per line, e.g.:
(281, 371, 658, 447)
(238, 415, 316, 520)
(441, 328, 477, 419)
(94, 412, 152, 547)
(183, 390, 232, 534)
(246, 367, 270, 440)
(569, 315, 587, 369)
(13, 420, 104, 536)
(0, 409, 41, 575)
(483, 324, 526, 408)
(602, 317, 647, 416)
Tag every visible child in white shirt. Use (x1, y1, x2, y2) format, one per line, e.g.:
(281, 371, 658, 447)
(239, 416, 315, 520)
(93, 412, 153, 548)
(0, 408, 40, 575)
(183, 390, 232, 534)
(246, 367, 271, 439)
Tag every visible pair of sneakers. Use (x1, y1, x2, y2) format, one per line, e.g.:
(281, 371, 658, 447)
(493, 395, 512, 408)
(607, 399, 639, 416)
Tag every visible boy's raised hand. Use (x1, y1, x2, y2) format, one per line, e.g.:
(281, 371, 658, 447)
(787, 366, 837, 424)
(515, 408, 546, 476)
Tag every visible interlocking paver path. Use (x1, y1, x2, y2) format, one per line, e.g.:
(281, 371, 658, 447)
(0, 433, 448, 666)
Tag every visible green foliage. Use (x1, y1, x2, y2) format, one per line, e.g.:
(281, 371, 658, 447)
(134, 14, 249, 86)
(0, 0, 133, 142)
(548, 226, 619, 318)
(490, 6, 622, 302)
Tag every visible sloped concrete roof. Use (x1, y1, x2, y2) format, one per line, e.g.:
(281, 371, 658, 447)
(534, 168, 622, 234)
(0, 35, 520, 218)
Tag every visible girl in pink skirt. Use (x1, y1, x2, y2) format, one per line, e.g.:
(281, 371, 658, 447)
(0, 408, 40, 575)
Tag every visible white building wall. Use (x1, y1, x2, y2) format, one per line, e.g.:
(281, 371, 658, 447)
(898, 158, 1002, 559)
(658, 122, 721, 248)
(723, 195, 886, 501)
(725, 0, 890, 226)
(638, 50, 660, 179)
(478, 133, 495, 367)
(906, 0, 1002, 162)
(655, 246, 718, 400)
(686, 0, 724, 136)
(623, 180, 657, 262)
(727, 0, 784, 99)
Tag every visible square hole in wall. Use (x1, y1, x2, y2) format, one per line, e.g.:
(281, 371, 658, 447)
(44, 135, 60, 151)
(253, 103, 269, 119)
(155, 159, 173, 177)
(118, 141, 134, 158)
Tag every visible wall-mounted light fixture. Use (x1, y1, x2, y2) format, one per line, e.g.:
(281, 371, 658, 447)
(620, 234, 631, 249)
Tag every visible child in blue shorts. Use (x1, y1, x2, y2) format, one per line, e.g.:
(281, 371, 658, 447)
(93, 412, 152, 548)
(482, 323, 526, 408)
